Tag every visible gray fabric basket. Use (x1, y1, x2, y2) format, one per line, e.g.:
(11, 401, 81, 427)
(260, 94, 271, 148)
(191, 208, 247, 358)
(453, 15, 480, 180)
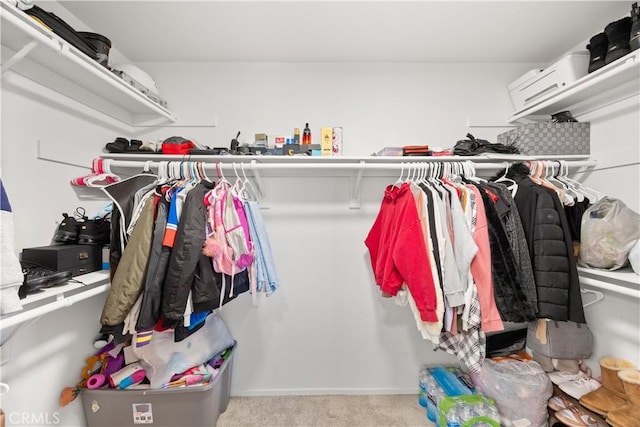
(527, 319, 593, 359)
(497, 122, 590, 155)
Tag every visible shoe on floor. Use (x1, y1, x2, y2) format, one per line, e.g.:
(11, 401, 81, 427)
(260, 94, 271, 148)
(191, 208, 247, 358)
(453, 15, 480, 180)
(559, 376, 602, 400)
(555, 406, 599, 427)
(554, 359, 581, 374)
(549, 370, 590, 386)
(580, 357, 636, 416)
(549, 392, 576, 412)
(606, 369, 640, 427)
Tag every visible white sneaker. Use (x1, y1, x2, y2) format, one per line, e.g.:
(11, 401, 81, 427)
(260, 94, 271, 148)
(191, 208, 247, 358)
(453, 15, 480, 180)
(548, 370, 587, 385)
(558, 376, 601, 400)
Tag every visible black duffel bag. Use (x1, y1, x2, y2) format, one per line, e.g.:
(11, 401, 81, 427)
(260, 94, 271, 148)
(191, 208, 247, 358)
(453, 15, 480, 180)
(24, 5, 98, 60)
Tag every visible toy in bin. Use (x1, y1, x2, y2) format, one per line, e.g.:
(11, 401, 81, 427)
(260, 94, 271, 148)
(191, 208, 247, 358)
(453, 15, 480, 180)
(419, 365, 476, 423)
(438, 395, 500, 427)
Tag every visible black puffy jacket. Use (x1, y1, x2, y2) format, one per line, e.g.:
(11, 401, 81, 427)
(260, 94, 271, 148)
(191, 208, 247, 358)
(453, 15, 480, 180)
(512, 177, 585, 323)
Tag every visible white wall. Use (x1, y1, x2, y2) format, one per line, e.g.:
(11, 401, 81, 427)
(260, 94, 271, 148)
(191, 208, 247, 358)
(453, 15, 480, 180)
(135, 61, 529, 149)
(1, 59, 538, 425)
(0, 77, 122, 427)
(138, 61, 540, 396)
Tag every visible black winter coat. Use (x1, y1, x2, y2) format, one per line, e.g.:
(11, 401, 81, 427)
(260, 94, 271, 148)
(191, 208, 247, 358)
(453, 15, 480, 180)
(161, 182, 214, 326)
(159, 182, 251, 327)
(513, 177, 585, 323)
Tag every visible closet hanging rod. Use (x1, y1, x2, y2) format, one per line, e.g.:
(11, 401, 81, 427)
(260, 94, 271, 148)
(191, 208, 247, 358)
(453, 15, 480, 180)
(102, 159, 598, 172)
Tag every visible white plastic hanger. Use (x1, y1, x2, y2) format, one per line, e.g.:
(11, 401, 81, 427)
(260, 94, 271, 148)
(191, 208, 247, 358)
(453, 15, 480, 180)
(494, 162, 519, 197)
(554, 161, 583, 202)
(231, 162, 246, 200)
(558, 160, 604, 203)
(240, 162, 260, 201)
(548, 161, 580, 202)
(196, 162, 210, 182)
(394, 162, 405, 186)
(541, 160, 574, 206)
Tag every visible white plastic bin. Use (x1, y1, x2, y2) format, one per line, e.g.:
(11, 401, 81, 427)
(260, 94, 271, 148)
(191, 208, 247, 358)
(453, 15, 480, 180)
(508, 51, 590, 110)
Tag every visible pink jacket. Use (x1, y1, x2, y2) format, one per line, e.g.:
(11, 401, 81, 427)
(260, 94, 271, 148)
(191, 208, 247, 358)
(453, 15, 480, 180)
(467, 185, 503, 332)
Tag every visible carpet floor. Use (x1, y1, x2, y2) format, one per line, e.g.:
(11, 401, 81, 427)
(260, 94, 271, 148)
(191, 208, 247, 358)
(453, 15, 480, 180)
(216, 394, 432, 427)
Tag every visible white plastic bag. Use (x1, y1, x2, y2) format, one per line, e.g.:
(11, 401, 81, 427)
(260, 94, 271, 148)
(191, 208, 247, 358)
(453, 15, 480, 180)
(133, 312, 234, 388)
(473, 359, 552, 427)
(579, 197, 640, 270)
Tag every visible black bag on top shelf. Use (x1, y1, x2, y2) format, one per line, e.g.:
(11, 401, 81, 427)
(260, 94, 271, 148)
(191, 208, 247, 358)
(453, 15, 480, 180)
(453, 133, 520, 156)
(23, 5, 98, 61)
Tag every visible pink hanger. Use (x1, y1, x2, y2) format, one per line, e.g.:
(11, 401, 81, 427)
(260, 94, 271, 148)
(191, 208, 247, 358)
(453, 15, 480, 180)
(71, 159, 120, 187)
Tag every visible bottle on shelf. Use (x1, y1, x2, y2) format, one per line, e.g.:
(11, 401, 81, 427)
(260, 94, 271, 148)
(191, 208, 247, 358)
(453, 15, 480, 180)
(302, 123, 311, 145)
(294, 128, 301, 145)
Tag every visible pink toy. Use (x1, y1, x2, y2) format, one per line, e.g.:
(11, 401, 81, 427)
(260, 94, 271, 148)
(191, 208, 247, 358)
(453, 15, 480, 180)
(87, 374, 106, 389)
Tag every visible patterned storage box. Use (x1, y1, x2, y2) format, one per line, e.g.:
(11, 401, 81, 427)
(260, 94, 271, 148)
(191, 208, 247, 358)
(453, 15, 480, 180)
(497, 122, 590, 155)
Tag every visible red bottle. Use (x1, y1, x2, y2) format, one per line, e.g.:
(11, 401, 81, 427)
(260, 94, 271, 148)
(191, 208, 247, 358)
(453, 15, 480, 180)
(302, 123, 311, 145)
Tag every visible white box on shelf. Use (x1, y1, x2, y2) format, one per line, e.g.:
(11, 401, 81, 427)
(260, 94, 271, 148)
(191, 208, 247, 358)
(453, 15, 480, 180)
(508, 51, 591, 111)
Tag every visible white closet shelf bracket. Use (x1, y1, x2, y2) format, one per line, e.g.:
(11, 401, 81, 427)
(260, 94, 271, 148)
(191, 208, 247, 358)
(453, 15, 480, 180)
(0, 283, 109, 332)
(36, 140, 91, 170)
(580, 276, 640, 300)
(349, 160, 366, 209)
(581, 288, 605, 308)
(0, 271, 110, 333)
(1, 39, 38, 75)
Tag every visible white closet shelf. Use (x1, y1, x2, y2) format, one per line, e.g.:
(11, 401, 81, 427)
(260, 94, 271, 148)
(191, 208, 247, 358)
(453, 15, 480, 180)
(96, 154, 596, 209)
(98, 153, 597, 181)
(0, 1, 177, 126)
(0, 270, 110, 332)
(509, 49, 640, 123)
(578, 266, 640, 300)
(100, 153, 592, 164)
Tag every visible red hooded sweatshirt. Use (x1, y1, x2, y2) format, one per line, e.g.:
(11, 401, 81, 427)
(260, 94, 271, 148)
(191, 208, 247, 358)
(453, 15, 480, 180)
(365, 183, 438, 322)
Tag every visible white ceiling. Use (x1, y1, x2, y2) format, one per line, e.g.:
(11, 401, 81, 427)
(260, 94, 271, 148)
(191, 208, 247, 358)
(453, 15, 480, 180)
(58, 1, 630, 63)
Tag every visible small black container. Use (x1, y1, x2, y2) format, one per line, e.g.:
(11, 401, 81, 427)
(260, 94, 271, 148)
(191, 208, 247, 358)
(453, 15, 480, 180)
(78, 32, 111, 67)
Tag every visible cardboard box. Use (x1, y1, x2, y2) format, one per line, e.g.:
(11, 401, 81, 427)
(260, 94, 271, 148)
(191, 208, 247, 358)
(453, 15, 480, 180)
(497, 122, 590, 155)
(320, 128, 332, 156)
